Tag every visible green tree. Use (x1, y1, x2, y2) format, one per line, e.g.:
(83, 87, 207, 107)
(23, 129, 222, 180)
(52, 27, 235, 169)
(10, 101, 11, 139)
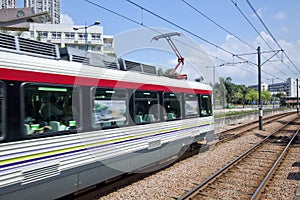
(262, 90, 272, 103)
(274, 92, 285, 99)
(214, 78, 227, 108)
(245, 89, 258, 104)
(157, 68, 164, 76)
(221, 77, 234, 104)
(235, 85, 249, 108)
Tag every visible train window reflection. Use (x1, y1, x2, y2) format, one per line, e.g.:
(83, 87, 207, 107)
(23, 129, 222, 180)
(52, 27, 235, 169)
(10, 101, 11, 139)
(92, 88, 127, 128)
(163, 92, 181, 120)
(134, 90, 160, 124)
(200, 95, 212, 116)
(184, 93, 199, 118)
(23, 84, 80, 135)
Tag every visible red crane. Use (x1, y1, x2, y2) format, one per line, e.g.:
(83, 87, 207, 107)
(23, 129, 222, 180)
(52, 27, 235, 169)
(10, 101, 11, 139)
(152, 32, 187, 80)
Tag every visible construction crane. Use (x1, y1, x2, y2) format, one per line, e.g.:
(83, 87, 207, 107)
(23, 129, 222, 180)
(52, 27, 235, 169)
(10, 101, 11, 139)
(152, 32, 187, 80)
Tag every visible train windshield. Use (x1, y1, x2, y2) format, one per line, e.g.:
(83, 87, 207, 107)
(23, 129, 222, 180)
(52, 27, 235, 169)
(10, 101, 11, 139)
(200, 95, 213, 117)
(23, 83, 80, 135)
(92, 88, 128, 128)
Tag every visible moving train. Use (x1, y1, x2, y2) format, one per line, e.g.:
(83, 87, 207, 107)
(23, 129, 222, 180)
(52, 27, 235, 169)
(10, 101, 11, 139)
(0, 33, 214, 199)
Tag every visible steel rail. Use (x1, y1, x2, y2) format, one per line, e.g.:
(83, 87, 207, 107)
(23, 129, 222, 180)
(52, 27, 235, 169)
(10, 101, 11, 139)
(178, 116, 298, 200)
(250, 128, 300, 200)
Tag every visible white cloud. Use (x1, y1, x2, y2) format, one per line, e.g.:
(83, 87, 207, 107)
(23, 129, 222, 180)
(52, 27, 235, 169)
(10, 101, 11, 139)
(225, 34, 235, 42)
(60, 14, 75, 25)
(252, 6, 268, 18)
(167, 58, 178, 66)
(274, 11, 286, 20)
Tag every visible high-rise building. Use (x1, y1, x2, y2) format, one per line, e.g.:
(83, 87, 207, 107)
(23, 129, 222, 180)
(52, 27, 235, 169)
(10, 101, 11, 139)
(24, 0, 60, 24)
(1, 0, 16, 9)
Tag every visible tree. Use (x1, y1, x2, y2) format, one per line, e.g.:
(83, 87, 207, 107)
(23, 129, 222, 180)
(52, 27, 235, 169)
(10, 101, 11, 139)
(245, 89, 258, 104)
(234, 85, 250, 108)
(214, 78, 227, 108)
(262, 90, 272, 103)
(157, 68, 164, 76)
(222, 77, 235, 104)
(274, 92, 285, 99)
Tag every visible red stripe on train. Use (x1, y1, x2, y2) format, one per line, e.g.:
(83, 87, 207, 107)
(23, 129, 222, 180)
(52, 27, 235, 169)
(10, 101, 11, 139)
(0, 68, 212, 94)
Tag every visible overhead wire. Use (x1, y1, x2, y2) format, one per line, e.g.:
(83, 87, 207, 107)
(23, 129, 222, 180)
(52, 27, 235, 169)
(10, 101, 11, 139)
(231, 0, 298, 76)
(126, 0, 288, 82)
(82, 0, 227, 64)
(181, 0, 288, 78)
(245, 0, 300, 75)
(125, 0, 259, 65)
(126, 0, 285, 80)
(83, 0, 283, 81)
(181, 0, 256, 51)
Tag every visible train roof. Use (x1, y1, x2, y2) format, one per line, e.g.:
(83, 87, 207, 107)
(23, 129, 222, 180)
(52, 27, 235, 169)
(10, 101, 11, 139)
(0, 32, 212, 93)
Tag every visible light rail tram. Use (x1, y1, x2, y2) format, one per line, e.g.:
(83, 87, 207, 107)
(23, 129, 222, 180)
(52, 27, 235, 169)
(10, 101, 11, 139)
(0, 33, 214, 199)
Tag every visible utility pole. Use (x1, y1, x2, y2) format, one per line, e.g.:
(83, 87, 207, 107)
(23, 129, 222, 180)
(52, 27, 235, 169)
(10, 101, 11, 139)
(257, 46, 263, 130)
(272, 78, 274, 109)
(73, 21, 100, 52)
(234, 47, 281, 131)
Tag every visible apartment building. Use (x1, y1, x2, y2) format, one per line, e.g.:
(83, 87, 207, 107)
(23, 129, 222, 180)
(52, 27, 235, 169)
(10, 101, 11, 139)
(0, 0, 16, 9)
(25, 23, 114, 55)
(24, 0, 60, 24)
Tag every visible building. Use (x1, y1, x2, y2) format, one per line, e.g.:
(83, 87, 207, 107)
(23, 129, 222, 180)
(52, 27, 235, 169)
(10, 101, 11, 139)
(285, 78, 299, 97)
(23, 23, 114, 55)
(248, 82, 268, 92)
(24, 0, 60, 24)
(0, 0, 16, 9)
(248, 78, 300, 97)
(0, 7, 49, 30)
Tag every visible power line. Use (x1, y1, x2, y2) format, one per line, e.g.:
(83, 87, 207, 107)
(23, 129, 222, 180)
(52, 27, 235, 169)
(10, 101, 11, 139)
(181, 0, 256, 51)
(125, 0, 292, 80)
(82, 0, 228, 64)
(230, 0, 298, 76)
(83, 0, 284, 81)
(230, 0, 295, 77)
(245, 0, 300, 75)
(125, 0, 259, 66)
(181, 0, 289, 77)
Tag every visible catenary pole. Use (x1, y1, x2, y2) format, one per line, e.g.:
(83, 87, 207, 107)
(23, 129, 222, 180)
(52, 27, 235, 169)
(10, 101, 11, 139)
(258, 46, 263, 130)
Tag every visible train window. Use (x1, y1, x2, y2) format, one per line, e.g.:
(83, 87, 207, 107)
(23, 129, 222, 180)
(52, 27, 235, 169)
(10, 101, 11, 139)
(0, 82, 5, 138)
(184, 93, 199, 118)
(163, 92, 181, 120)
(200, 95, 212, 116)
(92, 88, 127, 128)
(134, 90, 160, 124)
(23, 84, 80, 135)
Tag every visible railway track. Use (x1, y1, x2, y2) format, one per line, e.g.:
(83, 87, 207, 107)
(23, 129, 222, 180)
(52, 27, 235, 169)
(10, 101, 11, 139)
(218, 112, 295, 143)
(58, 112, 297, 200)
(178, 116, 300, 200)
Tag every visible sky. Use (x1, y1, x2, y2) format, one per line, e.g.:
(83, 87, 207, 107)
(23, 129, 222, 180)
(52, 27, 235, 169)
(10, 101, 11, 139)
(18, 0, 300, 86)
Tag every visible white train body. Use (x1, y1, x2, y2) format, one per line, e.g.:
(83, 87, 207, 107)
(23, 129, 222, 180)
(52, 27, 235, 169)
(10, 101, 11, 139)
(0, 33, 214, 199)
